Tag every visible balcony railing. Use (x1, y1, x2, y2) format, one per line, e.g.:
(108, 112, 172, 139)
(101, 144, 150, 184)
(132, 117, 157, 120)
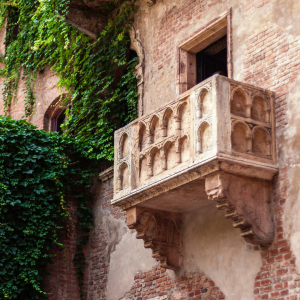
(112, 75, 278, 269)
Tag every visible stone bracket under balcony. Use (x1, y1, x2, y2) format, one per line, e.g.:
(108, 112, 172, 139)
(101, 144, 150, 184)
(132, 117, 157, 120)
(205, 171, 274, 247)
(112, 75, 278, 269)
(126, 206, 183, 270)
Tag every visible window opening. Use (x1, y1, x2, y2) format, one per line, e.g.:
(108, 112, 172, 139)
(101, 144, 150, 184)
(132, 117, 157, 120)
(176, 10, 232, 94)
(196, 35, 227, 83)
(51, 108, 66, 134)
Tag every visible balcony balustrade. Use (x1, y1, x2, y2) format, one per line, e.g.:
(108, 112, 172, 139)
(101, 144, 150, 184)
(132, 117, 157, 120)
(112, 75, 278, 269)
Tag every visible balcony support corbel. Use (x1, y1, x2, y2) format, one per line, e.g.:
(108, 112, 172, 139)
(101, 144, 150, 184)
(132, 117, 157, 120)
(126, 206, 183, 270)
(205, 171, 274, 247)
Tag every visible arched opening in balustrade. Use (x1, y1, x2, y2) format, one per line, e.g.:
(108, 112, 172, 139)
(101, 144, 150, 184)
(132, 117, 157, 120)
(231, 121, 250, 153)
(119, 133, 129, 159)
(139, 122, 147, 151)
(177, 102, 189, 132)
(149, 115, 159, 143)
(198, 88, 211, 119)
(139, 156, 148, 182)
(150, 147, 160, 176)
(252, 127, 271, 158)
(164, 141, 176, 170)
(197, 122, 212, 153)
(180, 135, 190, 162)
(251, 95, 268, 123)
(162, 107, 174, 137)
(119, 162, 129, 190)
(230, 88, 248, 118)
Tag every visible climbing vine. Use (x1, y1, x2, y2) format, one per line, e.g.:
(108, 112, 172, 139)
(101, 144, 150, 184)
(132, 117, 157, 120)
(0, 117, 96, 299)
(0, 0, 138, 299)
(0, 0, 138, 160)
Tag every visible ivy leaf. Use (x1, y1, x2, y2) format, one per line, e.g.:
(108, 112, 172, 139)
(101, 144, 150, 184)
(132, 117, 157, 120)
(23, 170, 34, 174)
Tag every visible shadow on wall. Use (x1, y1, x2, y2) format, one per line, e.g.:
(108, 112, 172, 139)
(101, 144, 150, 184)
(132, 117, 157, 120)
(181, 203, 261, 300)
(106, 201, 261, 300)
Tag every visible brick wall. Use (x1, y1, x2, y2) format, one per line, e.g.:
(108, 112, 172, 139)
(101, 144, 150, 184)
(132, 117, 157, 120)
(44, 199, 90, 300)
(153, 0, 225, 70)
(243, 23, 300, 131)
(122, 267, 225, 300)
(44, 171, 123, 300)
(253, 168, 300, 300)
(87, 175, 126, 300)
(239, 0, 271, 20)
(243, 23, 300, 300)
(0, 67, 62, 129)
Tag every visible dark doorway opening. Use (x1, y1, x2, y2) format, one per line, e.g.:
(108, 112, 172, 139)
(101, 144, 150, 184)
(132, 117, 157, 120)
(196, 35, 228, 84)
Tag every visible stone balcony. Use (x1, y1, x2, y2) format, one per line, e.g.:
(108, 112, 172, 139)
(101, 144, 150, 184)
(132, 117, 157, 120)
(112, 75, 278, 269)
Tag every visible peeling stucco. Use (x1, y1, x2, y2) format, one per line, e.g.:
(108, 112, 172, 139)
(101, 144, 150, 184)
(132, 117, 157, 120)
(107, 231, 156, 300)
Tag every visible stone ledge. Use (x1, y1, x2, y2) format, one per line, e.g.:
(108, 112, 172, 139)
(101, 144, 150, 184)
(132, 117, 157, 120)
(112, 155, 277, 211)
(98, 166, 114, 182)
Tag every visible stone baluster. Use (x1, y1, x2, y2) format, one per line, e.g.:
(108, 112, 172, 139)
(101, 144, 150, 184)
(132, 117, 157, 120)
(196, 100, 201, 119)
(174, 116, 181, 136)
(161, 121, 167, 138)
(197, 137, 202, 154)
(265, 108, 270, 123)
(245, 103, 252, 118)
(175, 139, 181, 165)
(246, 132, 253, 153)
(117, 173, 122, 191)
(266, 137, 272, 158)
(160, 149, 167, 171)
(147, 155, 153, 178)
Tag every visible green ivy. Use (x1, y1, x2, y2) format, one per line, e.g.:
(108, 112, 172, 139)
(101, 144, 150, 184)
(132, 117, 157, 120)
(0, 0, 138, 298)
(0, 116, 96, 299)
(0, 0, 138, 160)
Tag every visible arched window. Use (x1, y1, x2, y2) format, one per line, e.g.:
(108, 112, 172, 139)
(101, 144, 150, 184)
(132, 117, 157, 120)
(44, 95, 69, 134)
(51, 108, 67, 134)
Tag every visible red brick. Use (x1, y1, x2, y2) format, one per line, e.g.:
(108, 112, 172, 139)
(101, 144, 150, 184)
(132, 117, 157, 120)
(279, 246, 290, 254)
(261, 279, 271, 286)
(280, 289, 289, 296)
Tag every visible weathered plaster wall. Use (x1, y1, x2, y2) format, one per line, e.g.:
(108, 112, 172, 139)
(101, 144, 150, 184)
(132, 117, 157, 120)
(181, 204, 261, 300)
(90, 173, 256, 300)
(87, 175, 158, 300)
(281, 76, 300, 273)
(107, 231, 156, 300)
